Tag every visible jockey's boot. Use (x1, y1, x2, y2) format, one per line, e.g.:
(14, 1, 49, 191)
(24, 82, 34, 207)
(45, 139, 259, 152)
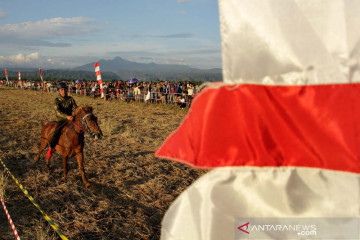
(46, 148, 54, 159)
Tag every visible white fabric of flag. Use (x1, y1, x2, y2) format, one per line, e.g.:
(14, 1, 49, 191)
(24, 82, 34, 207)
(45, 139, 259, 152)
(220, 0, 360, 85)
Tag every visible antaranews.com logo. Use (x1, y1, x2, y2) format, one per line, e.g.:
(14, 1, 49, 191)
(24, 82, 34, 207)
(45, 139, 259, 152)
(235, 218, 359, 240)
(238, 221, 316, 236)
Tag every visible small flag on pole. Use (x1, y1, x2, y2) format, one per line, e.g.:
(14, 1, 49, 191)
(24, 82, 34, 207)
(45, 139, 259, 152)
(18, 71, 23, 87)
(94, 62, 104, 98)
(39, 68, 43, 82)
(4, 68, 8, 84)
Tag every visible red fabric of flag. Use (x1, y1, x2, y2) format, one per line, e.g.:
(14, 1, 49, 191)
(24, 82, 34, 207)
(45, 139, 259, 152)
(156, 83, 360, 174)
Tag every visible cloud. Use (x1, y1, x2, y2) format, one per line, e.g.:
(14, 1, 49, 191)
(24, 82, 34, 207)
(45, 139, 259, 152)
(177, 0, 190, 3)
(131, 33, 194, 39)
(0, 52, 70, 68)
(0, 52, 39, 65)
(0, 9, 6, 19)
(0, 17, 98, 48)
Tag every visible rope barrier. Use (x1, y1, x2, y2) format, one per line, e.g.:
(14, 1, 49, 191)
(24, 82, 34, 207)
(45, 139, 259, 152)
(0, 195, 21, 240)
(0, 159, 69, 240)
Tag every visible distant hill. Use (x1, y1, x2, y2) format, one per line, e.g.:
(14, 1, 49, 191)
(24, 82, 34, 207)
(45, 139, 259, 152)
(1, 57, 222, 82)
(1, 69, 118, 81)
(74, 57, 222, 82)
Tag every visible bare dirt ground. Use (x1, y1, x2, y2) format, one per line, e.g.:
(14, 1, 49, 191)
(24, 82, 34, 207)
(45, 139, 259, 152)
(0, 87, 205, 240)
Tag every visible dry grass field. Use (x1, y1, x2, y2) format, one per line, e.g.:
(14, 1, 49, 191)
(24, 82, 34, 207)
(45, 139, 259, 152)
(0, 87, 205, 240)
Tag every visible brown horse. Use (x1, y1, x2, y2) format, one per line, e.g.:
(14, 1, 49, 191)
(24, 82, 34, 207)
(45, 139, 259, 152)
(34, 105, 103, 187)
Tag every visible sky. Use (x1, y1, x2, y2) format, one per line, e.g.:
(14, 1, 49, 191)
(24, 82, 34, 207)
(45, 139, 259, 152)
(0, 0, 221, 69)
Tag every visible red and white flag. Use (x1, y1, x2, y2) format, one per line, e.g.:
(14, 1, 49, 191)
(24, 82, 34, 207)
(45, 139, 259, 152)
(156, 0, 360, 239)
(4, 68, 8, 83)
(18, 71, 23, 86)
(39, 68, 43, 82)
(94, 62, 104, 98)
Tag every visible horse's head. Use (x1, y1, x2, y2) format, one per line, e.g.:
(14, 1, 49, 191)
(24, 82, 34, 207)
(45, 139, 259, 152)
(75, 105, 103, 139)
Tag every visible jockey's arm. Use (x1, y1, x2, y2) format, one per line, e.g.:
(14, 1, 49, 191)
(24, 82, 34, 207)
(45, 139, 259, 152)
(54, 104, 68, 121)
(54, 98, 74, 121)
(72, 98, 78, 115)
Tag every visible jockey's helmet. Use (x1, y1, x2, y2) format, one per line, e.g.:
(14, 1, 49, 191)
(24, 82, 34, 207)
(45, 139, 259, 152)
(57, 82, 67, 90)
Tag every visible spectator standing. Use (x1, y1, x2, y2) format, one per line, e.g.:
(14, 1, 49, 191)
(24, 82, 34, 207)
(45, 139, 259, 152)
(116, 80, 121, 99)
(164, 81, 170, 104)
(134, 84, 141, 102)
(152, 83, 158, 103)
(159, 82, 166, 104)
(47, 82, 52, 92)
(127, 85, 134, 102)
(187, 83, 194, 107)
(169, 83, 175, 104)
(91, 83, 96, 98)
(75, 82, 81, 95)
(144, 82, 151, 103)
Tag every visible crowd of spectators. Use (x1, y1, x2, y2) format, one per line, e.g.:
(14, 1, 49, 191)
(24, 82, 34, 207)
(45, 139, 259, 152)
(0, 79, 202, 108)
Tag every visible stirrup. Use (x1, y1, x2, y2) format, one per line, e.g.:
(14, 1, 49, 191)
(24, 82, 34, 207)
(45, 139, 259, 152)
(46, 148, 54, 159)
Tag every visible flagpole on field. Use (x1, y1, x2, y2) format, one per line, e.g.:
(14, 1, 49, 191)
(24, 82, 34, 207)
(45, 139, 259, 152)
(39, 68, 43, 82)
(4, 68, 8, 85)
(94, 62, 104, 99)
(18, 71, 22, 88)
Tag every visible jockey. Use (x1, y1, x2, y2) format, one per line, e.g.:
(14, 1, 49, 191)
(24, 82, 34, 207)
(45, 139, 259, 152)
(46, 82, 78, 159)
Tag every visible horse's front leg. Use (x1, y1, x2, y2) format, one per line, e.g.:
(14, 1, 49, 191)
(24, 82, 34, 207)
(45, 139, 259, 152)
(46, 155, 51, 169)
(75, 151, 90, 188)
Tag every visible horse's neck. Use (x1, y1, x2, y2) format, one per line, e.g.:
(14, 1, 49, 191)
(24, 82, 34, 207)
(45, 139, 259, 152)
(73, 113, 83, 132)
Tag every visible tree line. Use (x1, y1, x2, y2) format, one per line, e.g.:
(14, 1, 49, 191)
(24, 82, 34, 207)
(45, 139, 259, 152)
(0, 69, 222, 83)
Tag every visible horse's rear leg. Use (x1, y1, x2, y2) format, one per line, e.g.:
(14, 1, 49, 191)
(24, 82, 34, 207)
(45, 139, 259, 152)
(34, 138, 48, 163)
(75, 152, 90, 188)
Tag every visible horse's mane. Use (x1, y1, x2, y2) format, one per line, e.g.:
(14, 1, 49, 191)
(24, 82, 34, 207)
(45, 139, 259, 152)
(75, 105, 93, 115)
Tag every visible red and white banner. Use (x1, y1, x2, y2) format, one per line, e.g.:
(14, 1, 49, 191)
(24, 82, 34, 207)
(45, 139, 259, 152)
(0, 196, 21, 240)
(4, 68, 8, 83)
(156, 0, 360, 239)
(18, 71, 23, 87)
(39, 68, 43, 82)
(94, 62, 104, 98)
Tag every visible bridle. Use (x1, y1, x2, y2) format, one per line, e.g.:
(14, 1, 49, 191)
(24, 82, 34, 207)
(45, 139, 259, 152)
(71, 112, 96, 136)
(82, 113, 96, 136)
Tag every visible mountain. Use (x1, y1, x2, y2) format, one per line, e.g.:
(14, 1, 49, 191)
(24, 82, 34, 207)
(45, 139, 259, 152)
(73, 57, 222, 82)
(0, 57, 222, 82)
(1, 69, 118, 81)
